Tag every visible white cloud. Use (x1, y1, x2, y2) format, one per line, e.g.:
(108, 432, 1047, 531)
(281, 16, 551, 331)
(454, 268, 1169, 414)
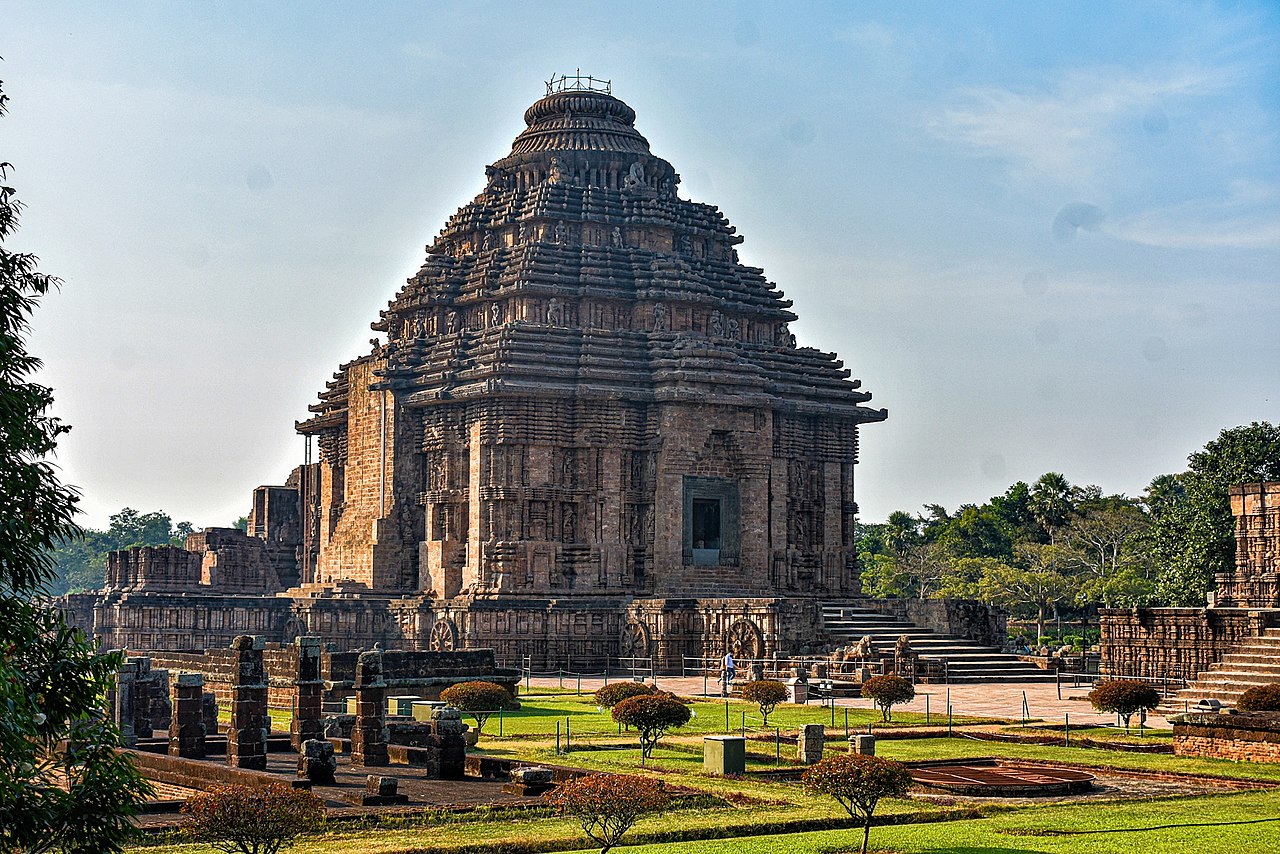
(1108, 181, 1280, 250)
(926, 63, 1242, 186)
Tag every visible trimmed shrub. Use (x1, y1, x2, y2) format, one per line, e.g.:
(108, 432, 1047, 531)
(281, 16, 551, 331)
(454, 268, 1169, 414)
(182, 782, 324, 854)
(1088, 679, 1162, 729)
(1237, 683, 1280, 712)
(545, 773, 669, 853)
(860, 675, 915, 722)
(802, 753, 912, 854)
(594, 681, 655, 709)
(740, 680, 789, 725)
(611, 694, 692, 761)
(439, 680, 518, 738)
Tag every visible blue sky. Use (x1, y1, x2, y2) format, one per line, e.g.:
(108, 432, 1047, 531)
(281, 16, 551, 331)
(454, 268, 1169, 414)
(5, 1, 1279, 528)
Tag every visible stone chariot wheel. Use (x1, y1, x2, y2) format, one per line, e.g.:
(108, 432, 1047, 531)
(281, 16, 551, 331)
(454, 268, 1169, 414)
(620, 620, 651, 659)
(726, 618, 763, 660)
(428, 618, 458, 652)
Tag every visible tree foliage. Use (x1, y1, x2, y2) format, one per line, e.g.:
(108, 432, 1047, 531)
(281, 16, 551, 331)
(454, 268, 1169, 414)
(859, 675, 915, 722)
(739, 679, 789, 725)
(544, 773, 669, 854)
(610, 694, 691, 760)
(1088, 680, 1162, 728)
(593, 681, 655, 709)
(0, 76, 152, 853)
(802, 753, 913, 854)
(182, 783, 324, 854)
(438, 680, 517, 736)
(45, 507, 195, 594)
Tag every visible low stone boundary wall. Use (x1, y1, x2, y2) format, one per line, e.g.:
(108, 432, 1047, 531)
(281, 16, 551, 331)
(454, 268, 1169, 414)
(866, 599, 1005, 649)
(125, 749, 303, 792)
(1173, 712, 1280, 763)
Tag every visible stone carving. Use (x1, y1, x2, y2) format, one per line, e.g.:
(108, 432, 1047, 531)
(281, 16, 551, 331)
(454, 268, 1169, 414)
(620, 620, 651, 659)
(481, 231, 492, 252)
(490, 303, 503, 327)
(678, 233, 692, 255)
(855, 635, 874, 658)
(554, 221, 566, 244)
(445, 310, 458, 335)
(623, 160, 645, 189)
(546, 298, 563, 325)
(709, 310, 724, 338)
(611, 226, 623, 247)
(726, 618, 764, 660)
(548, 156, 564, 184)
(727, 318, 739, 340)
(429, 618, 458, 652)
(652, 302, 668, 331)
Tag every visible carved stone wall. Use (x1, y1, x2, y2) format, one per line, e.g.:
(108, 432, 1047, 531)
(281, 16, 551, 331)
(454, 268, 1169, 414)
(1099, 608, 1257, 681)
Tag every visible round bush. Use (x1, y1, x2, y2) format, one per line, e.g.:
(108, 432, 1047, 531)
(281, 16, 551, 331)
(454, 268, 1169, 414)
(802, 754, 912, 854)
(740, 680, 789, 724)
(611, 694, 692, 760)
(183, 782, 324, 854)
(1237, 683, 1280, 712)
(860, 675, 915, 722)
(594, 681, 655, 709)
(439, 680, 518, 737)
(545, 773, 669, 853)
(1087, 679, 1162, 727)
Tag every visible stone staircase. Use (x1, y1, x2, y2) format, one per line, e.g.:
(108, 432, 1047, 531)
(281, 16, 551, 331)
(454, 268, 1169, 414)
(1161, 628, 1280, 713)
(821, 602, 1058, 683)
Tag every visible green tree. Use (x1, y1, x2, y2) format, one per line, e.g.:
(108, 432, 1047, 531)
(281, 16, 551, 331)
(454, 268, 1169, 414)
(0, 76, 151, 851)
(1058, 503, 1153, 607)
(611, 694, 691, 762)
(978, 545, 1073, 640)
(1029, 472, 1075, 534)
(1147, 423, 1280, 606)
(438, 680, 517, 739)
(802, 754, 912, 854)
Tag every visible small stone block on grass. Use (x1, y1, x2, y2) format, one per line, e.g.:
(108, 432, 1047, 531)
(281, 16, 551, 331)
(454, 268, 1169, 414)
(704, 735, 746, 776)
(849, 734, 876, 756)
(411, 701, 446, 721)
(501, 766, 556, 796)
(798, 724, 825, 764)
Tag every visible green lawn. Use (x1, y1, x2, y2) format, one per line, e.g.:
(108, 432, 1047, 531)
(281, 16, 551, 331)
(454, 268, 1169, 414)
(480, 695, 995, 741)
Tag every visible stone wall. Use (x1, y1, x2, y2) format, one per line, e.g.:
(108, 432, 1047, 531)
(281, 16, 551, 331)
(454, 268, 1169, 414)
(1174, 712, 1280, 763)
(1098, 608, 1260, 681)
(867, 598, 1006, 649)
(1218, 482, 1280, 608)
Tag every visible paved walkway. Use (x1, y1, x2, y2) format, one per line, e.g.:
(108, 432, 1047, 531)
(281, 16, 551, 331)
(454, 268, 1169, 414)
(525, 675, 1173, 729)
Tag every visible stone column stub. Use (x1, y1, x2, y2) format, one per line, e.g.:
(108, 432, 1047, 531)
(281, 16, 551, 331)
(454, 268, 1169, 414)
(292, 635, 325, 751)
(351, 649, 389, 767)
(226, 634, 269, 770)
(169, 672, 207, 758)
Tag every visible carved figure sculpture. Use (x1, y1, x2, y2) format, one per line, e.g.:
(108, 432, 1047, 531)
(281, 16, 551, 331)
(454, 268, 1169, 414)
(547, 298, 563, 326)
(709, 310, 725, 338)
(611, 226, 623, 247)
(490, 303, 502, 327)
(727, 318, 740, 340)
(652, 302, 668, 331)
(554, 221, 566, 244)
(623, 160, 645, 189)
(548, 156, 564, 184)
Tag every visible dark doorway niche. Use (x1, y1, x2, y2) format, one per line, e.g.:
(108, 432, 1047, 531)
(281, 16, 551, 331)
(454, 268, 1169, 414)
(682, 476, 740, 567)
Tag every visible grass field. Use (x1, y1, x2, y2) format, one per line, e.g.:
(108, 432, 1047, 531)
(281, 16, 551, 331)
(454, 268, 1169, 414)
(155, 696, 1280, 854)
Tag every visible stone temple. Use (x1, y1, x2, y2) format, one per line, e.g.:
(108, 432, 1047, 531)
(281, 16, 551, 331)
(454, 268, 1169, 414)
(68, 79, 890, 668)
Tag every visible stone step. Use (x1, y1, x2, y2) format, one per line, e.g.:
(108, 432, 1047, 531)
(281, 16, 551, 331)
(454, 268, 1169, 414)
(1208, 660, 1280, 674)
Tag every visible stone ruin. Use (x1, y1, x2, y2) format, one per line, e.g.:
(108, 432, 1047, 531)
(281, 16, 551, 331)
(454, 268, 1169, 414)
(1101, 481, 1280, 684)
(62, 79, 889, 671)
(116, 635, 475, 798)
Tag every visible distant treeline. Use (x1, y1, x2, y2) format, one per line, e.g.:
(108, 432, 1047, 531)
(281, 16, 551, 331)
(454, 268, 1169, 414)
(858, 422, 1280, 635)
(46, 509, 245, 595)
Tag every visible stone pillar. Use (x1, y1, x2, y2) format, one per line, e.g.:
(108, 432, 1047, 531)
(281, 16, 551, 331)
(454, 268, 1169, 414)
(130, 656, 155, 738)
(169, 673, 207, 758)
(114, 658, 141, 747)
(431, 706, 468, 779)
(226, 635, 269, 770)
(351, 650, 388, 767)
(798, 723, 825, 764)
(202, 692, 220, 736)
(150, 669, 172, 732)
(291, 636, 324, 751)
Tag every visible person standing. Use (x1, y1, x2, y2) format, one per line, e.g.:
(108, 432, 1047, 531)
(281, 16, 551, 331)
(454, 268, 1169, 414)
(721, 650, 735, 697)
